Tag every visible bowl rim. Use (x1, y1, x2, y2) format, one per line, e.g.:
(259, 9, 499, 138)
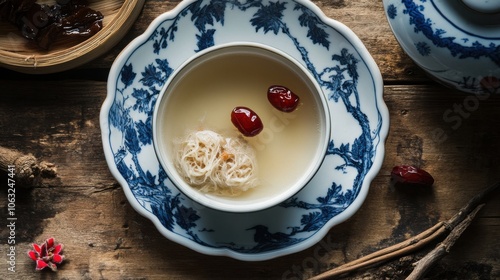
(152, 41, 331, 213)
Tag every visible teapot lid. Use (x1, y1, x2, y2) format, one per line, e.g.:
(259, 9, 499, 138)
(461, 0, 500, 14)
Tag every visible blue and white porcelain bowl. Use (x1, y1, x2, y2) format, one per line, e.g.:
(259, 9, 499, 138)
(101, 0, 388, 260)
(383, 0, 500, 94)
(152, 42, 331, 213)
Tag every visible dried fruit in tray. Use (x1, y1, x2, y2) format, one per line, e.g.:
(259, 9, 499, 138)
(0, 0, 103, 50)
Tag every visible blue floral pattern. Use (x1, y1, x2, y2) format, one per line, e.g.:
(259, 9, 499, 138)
(102, 0, 387, 260)
(400, 0, 500, 65)
(385, 0, 500, 93)
(387, 4, 397, 19)
(415, 41, 430, 56)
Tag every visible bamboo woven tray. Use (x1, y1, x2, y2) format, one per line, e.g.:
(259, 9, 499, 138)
(0, 0, 145, 74)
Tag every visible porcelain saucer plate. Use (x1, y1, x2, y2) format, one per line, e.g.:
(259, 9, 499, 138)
(383, 0, 500, 94)
(100, 0, 388, 261)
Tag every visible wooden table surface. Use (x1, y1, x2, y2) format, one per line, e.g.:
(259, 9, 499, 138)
(1, 1, 499, 279)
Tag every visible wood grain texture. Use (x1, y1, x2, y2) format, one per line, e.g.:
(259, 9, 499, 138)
(0, 0, 499, 279)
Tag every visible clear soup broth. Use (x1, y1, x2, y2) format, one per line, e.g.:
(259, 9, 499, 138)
(156, 45, 328, 207)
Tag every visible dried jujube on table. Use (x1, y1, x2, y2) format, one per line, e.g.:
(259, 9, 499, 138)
(391, 165, 435, 187)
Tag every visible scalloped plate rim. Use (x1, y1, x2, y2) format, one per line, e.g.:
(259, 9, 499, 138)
(100, 0, 388, 261)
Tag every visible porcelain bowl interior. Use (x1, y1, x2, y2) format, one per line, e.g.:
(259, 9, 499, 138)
(153, 42, 331, 213)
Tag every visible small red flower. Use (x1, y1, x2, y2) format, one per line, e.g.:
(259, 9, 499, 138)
(27, 237, 64, 271)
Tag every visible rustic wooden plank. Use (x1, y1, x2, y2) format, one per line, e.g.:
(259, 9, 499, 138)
(0, 0, 427, 83)
(0, 82, 498, 279)
(1, 183, 497, 279)
(0, 81, 114, 187)
(0, 0, 498, 279)
(0, 0, 428, 84)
